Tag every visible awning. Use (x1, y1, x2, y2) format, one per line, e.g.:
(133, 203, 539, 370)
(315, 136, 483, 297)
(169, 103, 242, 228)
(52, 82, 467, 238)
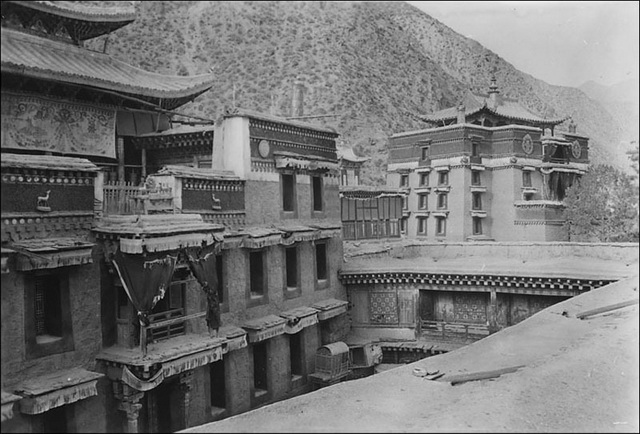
(434, 165, 450, 172)
(10, 238, 94, 271)
(13, 368, 103, 415)
(470, 164, 485, 171)
(219, 326, 248, 353)
(279, 307, 319, 334)
(1, 391, 21, 422)
(470, 211, 487, 218)
(120, 344, 225, 392)
(311, 298, 348, 321)
(242, 315, 286, 343)
(94, 214, 224, 254)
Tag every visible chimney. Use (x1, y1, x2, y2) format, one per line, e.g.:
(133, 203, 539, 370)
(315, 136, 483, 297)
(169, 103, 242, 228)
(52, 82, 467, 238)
(488, 73, 500, 109)
(457, 103, 466, 124)
(291, 76, 304, 117)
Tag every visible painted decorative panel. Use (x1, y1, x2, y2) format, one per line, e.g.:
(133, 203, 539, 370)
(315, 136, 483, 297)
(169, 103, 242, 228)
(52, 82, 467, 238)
(370, 291, 398, 324)
(1, 92, 116, 158)
(453, 292, 487, 324)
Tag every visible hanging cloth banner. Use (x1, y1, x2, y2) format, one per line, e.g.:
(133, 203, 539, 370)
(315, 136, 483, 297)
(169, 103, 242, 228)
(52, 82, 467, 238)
(112, 249, 178, 326)
(183, 242, 222, 332)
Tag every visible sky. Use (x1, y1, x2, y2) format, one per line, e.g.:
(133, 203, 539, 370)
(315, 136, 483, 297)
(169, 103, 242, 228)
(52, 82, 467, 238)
(407, 1, 640, 88)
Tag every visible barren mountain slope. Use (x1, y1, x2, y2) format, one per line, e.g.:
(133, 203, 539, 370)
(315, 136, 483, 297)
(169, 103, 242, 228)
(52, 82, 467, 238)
(92, 1, 631, 183)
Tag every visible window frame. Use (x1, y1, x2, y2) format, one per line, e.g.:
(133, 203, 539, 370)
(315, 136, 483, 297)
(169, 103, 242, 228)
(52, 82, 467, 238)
(418, 193, 429, 210)
(437, 171, 449, 186)
(399, 174, 409, 188)
(284, 245, 301, 299)
(522, 171, 532, 188)
(314, 240, 329, 290)
(281, 172, 297, 217)
(473, 217, 483, 235)
(417, 216, 428, 236)
(311, 175, 324, 213)
(25, 270, 74, 359)
(437, 193, 448, 210)
(419, 173, 429, 187)
(472, 192, 482, 210)
(471, 170, 481, 186)
(436, 216, 447, 236)
(247, 249, 269, 307)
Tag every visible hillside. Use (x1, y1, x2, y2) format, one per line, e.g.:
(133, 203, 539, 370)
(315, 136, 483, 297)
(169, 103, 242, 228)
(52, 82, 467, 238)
(91, 1, 634, 184)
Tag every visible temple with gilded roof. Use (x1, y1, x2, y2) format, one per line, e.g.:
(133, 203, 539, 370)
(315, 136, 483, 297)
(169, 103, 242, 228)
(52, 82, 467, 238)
(387, 74, 590, 242)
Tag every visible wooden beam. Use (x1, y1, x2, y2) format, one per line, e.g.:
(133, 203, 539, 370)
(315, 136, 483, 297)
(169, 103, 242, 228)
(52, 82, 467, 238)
(444, 365, 526, 386)
(576, 298, 639, 320)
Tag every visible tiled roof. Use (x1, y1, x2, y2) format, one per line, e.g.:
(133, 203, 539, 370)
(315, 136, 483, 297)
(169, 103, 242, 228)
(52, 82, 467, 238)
(1, 28, 215, 108)
(153, 165, 239, 180)
(337, 146, 369, 163)
(10, 1, 137, 22)
(137, 124, 216, 138)
(421, 91, 566, 125)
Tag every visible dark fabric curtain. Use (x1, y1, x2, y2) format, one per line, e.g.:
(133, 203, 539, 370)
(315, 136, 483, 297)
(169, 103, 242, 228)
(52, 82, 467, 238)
(112, 249, 178, 325)
(183, 242, 222, 331)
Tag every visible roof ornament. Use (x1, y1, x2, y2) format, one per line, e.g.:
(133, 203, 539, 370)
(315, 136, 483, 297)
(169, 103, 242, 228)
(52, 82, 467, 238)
(568, 117, 577, 133)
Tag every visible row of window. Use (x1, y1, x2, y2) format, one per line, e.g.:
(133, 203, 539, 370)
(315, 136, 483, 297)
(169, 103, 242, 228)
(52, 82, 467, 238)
(28, 240, 331, 357)
(209, 327, 308, 414)
(282, 173, 324, 213)
(400, 170, 532, 189)
(399, 171, 450, 188)
(410, 215, 484, 236)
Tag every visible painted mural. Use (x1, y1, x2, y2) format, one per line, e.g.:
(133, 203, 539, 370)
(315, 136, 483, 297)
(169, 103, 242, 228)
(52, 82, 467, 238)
(1, 92, 116, 158)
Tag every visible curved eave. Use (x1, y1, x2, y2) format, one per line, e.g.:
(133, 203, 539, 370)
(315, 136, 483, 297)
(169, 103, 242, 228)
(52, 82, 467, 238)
(1, 28, 215, 110)
(9, 1, 137, 23)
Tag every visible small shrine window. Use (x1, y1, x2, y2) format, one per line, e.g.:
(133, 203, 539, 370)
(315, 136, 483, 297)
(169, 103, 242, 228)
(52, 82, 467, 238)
(522, 171, 532, 187)
(419, 173, 429, 186)
(400, 174, 409, 188)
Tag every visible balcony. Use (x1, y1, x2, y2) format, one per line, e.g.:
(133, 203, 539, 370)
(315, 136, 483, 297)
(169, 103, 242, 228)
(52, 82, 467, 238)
(420, 320, 490, 343)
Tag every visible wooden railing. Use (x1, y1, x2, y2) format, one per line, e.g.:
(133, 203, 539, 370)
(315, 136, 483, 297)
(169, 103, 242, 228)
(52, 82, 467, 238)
(420, 320, 490, 341)
(103, 181, 174, 215)
(103, 181, 145, 215)
(342, 220, 401, 240)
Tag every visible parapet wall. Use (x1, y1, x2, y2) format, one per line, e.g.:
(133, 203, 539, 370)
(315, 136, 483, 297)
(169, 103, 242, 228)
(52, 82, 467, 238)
(345, 240, 639, 264)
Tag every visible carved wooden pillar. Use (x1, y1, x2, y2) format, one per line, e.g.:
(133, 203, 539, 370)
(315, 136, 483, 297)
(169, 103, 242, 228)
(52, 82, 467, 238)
(179, 371, 194, 430)
(115, 382, 144, 434)
(141, 148, 147, 180)
(117, 137, 126, 182)
(488, 289, 498, 334)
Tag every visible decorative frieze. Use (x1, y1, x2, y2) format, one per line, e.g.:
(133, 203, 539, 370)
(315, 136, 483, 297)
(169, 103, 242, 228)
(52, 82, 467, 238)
(339, 271, 614, 293)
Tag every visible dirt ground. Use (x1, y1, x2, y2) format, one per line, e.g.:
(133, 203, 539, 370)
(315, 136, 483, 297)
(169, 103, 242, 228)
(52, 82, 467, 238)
(183, 274, 639, 433)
